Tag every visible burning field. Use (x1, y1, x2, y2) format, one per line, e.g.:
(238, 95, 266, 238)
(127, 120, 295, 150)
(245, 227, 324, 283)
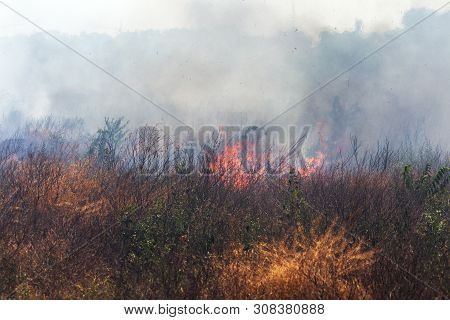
(0, 119, 448, 300)
(0, 2, 449, 303)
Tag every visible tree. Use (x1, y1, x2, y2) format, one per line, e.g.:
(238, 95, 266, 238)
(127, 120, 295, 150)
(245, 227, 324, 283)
(89, 117, 127, 169)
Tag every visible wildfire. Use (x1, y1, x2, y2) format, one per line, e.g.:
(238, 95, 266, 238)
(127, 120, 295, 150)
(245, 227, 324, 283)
(297, 152, 325, 177)
(210, 140, 325, 189)
(209, 142, 263, 189)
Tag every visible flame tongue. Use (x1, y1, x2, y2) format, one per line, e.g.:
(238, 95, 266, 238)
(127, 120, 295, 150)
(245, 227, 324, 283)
(210, 142, 262, 189)
(210, 139, 325, 189)
(298, 151, 324, 177)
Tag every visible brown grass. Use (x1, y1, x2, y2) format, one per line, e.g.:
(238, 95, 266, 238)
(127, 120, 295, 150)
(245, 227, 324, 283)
(0, 130, 447, 299)
(205, 220, 374, 299)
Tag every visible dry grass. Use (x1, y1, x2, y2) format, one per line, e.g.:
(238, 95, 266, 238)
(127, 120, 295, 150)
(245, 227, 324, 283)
(206, 220, 374, 299)
(0, 128, 447, 299)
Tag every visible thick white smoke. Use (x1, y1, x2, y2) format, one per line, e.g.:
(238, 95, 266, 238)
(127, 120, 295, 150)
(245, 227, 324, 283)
(0, 4, 449, 147)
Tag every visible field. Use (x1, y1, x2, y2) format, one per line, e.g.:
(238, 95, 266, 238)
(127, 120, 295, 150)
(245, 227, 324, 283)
(0, 119, 448, 299)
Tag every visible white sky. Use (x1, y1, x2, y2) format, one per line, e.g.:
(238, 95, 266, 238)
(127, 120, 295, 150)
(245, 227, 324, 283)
(0, 0, 448, 38)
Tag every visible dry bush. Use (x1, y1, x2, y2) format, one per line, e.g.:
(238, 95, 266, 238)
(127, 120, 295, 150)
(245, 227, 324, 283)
(49, 160, 110, 215)
(0, 154, 115, 298)
(0, 130, 447, 299)
(205, 220, 375, 299)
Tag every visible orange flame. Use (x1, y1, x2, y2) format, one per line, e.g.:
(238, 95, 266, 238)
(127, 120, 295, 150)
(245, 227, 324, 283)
(210, 142, 263, 189)
(210, 142, 326, 189)
(297, 151, 324, 177)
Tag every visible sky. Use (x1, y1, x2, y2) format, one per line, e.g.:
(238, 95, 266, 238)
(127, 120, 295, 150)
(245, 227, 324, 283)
(0, 0, 449, 147)
(0, 0, 447, 37)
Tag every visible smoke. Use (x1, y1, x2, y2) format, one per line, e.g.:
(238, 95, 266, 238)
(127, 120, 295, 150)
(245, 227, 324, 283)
(0, 5, 449, 147)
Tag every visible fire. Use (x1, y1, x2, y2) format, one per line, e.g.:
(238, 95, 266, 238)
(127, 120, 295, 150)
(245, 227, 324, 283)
(210, 140, 325, 189)
(297, 151, 325, 177)
(210, 142, 263, 189)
